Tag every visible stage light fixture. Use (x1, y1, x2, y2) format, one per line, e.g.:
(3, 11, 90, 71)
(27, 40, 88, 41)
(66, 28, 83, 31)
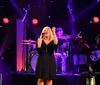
(3, 18, 9, 24)
(32, 19, 38, 25)
(97, 0, 99, 2)
(93, 16, 99, 24)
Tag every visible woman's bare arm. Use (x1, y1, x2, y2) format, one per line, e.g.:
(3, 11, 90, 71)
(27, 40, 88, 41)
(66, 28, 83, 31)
(52, 27, 58, 45)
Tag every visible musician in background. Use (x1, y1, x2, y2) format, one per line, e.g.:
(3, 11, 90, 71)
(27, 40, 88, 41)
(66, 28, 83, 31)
(56, 27, 72, 53)
(91, 35, 100, 50)
(96, 35, 100, 46)
(90, 35, 100, 72)
(55, 27, 68, 73)
(56, 27, 67, 53)
(73, 32, 90, 73)
(56, 27, 74, 73)
(56, 27, 63, 38)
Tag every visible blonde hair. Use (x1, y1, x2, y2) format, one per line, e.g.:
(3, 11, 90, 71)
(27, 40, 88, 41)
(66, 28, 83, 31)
(40, 26, 54, 41)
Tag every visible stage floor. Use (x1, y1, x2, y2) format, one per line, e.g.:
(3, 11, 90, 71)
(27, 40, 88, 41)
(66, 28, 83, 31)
(2, 71, 100, 85)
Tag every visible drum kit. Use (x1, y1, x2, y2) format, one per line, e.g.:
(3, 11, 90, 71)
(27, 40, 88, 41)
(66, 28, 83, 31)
(22, 35, 98, 74)
(22, 39, 37, 72)
(22, 35, 74, 73)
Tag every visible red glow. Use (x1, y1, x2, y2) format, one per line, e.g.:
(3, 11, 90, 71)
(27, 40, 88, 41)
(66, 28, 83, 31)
(93, 16, 99, 23)
(3, 18, 9, 24)
(32, 19, 38, 25)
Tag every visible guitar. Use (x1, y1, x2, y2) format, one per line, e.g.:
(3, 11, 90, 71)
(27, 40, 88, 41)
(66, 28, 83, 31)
(90, 50, 100, 61)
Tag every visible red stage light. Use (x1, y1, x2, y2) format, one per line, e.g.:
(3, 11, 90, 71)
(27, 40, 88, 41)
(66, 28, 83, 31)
(93, 16, 99, 24)
(3, 18, 9, 24)
(32, 19, 38, 25)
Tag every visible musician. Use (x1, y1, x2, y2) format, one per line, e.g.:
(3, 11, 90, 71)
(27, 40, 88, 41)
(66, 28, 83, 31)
(56, 27, 68, 53)
(90, 35, 100, 72)
(56, 27, 63, 38)
(96, 35, 100, 45)
(56, 27, 73, 73)
(91, 35, 100, 51)
(73, 33, 90, 73)
(35, 26, 58, 85)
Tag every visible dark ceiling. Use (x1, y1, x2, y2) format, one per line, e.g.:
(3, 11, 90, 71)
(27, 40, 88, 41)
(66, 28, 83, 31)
(0, 0, 100, 43)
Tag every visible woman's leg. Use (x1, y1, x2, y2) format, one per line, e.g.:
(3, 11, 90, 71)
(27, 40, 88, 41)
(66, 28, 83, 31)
(46, 80, 52, 85)
(37, 78, 44, 85)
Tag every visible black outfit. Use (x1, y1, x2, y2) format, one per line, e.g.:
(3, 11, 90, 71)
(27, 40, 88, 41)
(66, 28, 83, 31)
(72, 38, 90, 73)
(35, 40, 57, 80)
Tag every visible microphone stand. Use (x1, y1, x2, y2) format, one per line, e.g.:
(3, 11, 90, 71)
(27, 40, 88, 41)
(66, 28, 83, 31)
(21, 5, 30, 72)
(22, 5, 30, 22)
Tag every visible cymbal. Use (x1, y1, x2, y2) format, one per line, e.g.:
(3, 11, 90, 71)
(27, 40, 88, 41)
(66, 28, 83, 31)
(66, 35, 73, 39)
(58, 35, 73, 39)
(21, 42, 35, 45)
(22, 40, 36, 43)
(58, 37, 66, 39)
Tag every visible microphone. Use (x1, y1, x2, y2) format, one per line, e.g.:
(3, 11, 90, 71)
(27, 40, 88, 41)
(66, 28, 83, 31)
(41, 32, 47, 38)
(42, 32, 47, 35)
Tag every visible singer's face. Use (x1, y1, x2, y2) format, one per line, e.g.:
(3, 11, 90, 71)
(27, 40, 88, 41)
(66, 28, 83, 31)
(43, 28, 51, 37)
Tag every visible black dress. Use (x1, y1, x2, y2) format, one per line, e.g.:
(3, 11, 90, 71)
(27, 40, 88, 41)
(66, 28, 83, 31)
(35, 40, 57, 80)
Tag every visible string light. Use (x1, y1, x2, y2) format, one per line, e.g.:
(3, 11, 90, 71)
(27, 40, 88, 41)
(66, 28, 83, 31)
(32, 19, 38, 25)
(0, 25, 2, 28)
(23, 8, 25, 11)
(97, 0, 99, 2)
(48, 16, 51, 18)
(90, 21, 92, 23)
(3, 18, 9, 24)
(93, 16, 99, 24)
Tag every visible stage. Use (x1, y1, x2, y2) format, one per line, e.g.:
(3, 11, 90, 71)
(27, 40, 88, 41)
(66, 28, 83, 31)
(2, 71, 100, 85)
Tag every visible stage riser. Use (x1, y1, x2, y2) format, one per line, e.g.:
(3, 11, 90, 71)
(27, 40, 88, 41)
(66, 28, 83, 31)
(10, 75, 87, 85)
(2, 73, 100, 85)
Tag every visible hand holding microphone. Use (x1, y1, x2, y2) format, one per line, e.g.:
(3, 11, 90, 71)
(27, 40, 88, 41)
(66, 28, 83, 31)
(41, 32, 47, 38)
(42, 32, 47, 35)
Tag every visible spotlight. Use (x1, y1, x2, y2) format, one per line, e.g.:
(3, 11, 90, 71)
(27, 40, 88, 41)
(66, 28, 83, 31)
(0, 25, 2, 28)
(93, 16, 99, 24)
(97, 0, 99, 2)
(3, 18, 9, 24)
(32, 19, 38, 25)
